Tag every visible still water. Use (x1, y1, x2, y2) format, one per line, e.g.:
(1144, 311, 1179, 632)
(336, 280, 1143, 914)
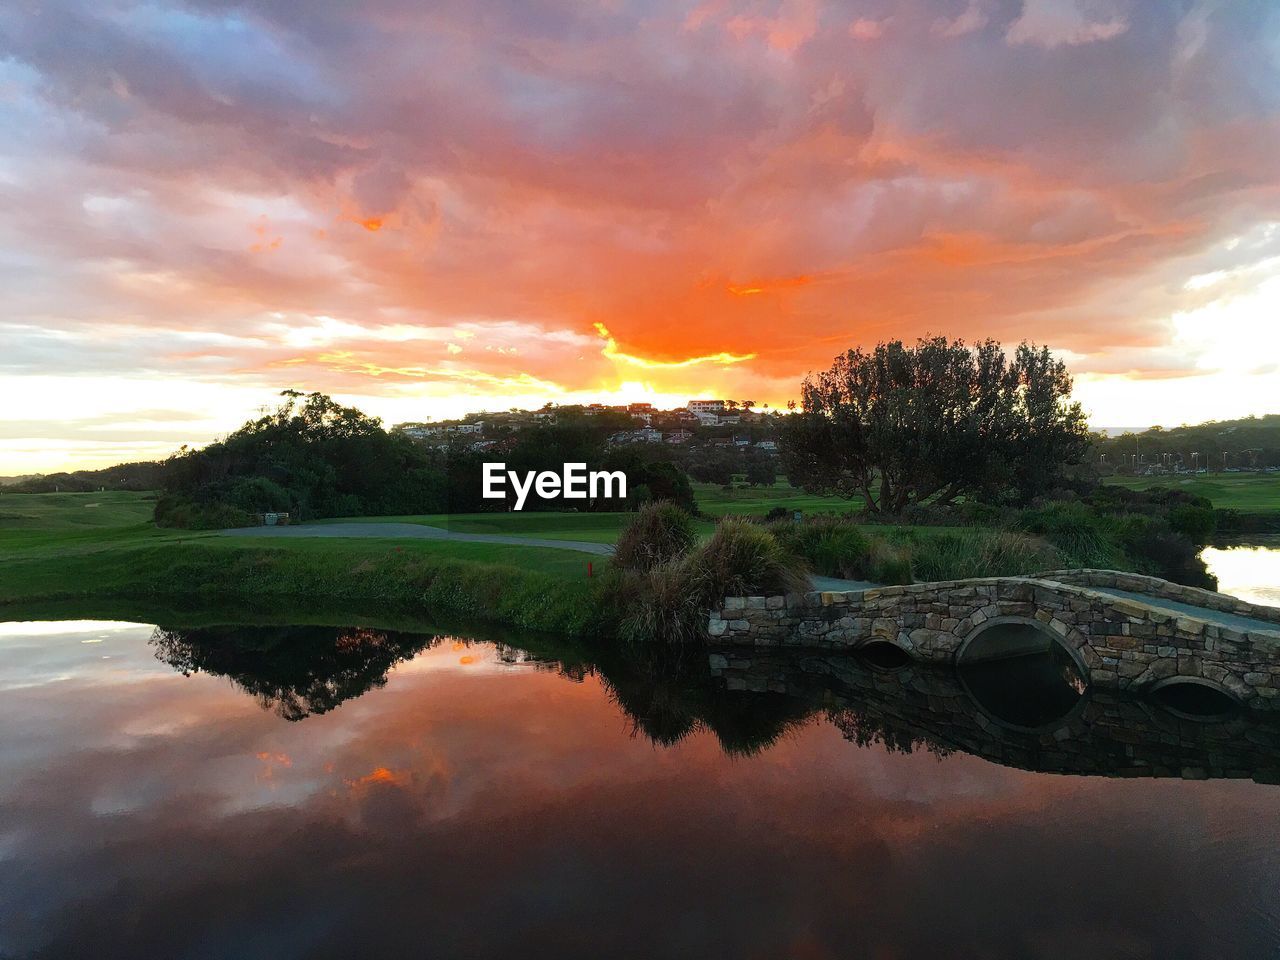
(0, 545, 1278, 958)
(1205, 537, 1280, 607)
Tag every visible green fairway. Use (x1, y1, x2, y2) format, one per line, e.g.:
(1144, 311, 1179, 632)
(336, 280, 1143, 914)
(691, 481, 861, 518)
(315, 482, 860, 543)
(314, 510, 636, 543)
(0, 489, 156, 529)
(1104, 473, 1280, 513)
(0, 491, 604, 639)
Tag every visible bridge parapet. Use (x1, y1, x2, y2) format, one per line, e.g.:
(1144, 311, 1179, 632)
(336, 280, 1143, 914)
(708, 571, 1280, 709)
(1034, 568, 1280, 628)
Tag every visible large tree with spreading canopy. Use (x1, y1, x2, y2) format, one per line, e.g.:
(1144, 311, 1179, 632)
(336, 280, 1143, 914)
(779, 337, 1089, 513)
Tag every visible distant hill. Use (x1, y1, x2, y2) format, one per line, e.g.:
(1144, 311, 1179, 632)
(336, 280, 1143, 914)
(0, 461, 164, 494)
(1091, 414, 1280, 472)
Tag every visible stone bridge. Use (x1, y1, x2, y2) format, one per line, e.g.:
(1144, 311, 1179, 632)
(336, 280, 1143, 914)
(709, 569, 1280, 710)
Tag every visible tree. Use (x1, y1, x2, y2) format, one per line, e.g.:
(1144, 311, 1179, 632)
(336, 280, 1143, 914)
(158, 390, 449, 524)
(779, 337, 1088, 513)
(744, 451, 777, 487)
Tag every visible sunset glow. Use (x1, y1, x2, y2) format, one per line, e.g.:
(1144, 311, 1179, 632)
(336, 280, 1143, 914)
(2, 1, 1279, 471)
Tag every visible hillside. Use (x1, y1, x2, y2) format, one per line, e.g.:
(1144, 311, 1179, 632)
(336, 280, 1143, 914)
(1091, 414, 1280, 473)
(0, 460, 164, 494)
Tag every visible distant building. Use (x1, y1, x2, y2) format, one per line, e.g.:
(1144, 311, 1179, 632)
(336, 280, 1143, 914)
(665, 429, 693, 444)
(687, 399, 726, 415)
(398, 425, 445, 439)
(609, 428, 662, 445)
(627, 402, 653, 413)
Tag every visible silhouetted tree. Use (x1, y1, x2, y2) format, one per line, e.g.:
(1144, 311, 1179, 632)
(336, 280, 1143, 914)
(780, 338, 1088, 513)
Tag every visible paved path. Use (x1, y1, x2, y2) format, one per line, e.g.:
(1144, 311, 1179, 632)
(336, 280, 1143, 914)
(220, 522, 614, 556)
(1093, 586, 1280, 634)
(811, 575, 879, 592)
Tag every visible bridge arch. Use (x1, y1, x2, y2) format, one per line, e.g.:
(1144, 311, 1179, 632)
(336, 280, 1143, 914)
(855, 637, 914, 670)
(953, 614, 1090, 680)
(1148, 675, 1242, 720)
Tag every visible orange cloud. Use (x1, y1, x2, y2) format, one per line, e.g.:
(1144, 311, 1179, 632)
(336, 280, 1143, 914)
(345, 766, 410, 788)
(594, 323, 755, 370)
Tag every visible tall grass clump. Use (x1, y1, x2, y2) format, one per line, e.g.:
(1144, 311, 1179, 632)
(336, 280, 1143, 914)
(768, 516, 870, 580)
(1014, 502, 1120, 568)
(612, 517, 808, 645)
(690, 517, 810, 602)
(864, 539, 914, 584)
(613, 501, 697, 572)
(908, 529, 1060, 582)
(612, 556, 705, 645)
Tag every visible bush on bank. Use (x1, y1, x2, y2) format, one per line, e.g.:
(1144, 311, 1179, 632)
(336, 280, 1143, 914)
(768, 488, 1216, 590)
(612, 501, 697, 572)
(610, 507, 809, 643)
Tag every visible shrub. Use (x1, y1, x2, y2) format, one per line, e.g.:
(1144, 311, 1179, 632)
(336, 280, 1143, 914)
(909, 530, 1059, 582)
(613, 518, 808, 644)
(613, 558, 705, 645)
(154, 495, 255, 530)
(1015, 502, 1118, 568)
(226, 476, 293, 513)
(770, 517, 871, 579)
(689, 517, 810, 602)
(613, 501, 697, 572)
(864, 539, 914, 584)
(1167, 502, 1215, 542)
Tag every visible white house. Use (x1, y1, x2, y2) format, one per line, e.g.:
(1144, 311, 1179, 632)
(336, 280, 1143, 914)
(687, 399, 726, 415)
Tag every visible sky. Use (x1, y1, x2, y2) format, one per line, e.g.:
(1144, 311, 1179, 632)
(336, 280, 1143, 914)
(1, 0, 1279, 473)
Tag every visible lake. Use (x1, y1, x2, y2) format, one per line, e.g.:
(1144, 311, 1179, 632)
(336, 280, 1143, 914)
(1, 542, 1279, 958)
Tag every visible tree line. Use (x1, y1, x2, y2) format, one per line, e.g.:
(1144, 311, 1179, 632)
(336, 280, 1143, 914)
(155, 390, 696, 527)
(152, 336, 1094, 527)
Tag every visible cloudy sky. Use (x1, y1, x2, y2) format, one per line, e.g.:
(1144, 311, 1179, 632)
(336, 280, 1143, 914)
(1, 0, 1279, 472)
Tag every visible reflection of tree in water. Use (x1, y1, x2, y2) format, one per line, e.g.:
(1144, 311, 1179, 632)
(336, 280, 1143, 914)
(826, 707, 953, 759)
(542, 644, 817, 756)
(151, 625, 443, 720)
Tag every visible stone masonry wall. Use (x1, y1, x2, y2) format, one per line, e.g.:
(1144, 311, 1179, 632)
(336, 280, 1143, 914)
(1035, 568, 1280, 627)
(708, 571, 1280, 710)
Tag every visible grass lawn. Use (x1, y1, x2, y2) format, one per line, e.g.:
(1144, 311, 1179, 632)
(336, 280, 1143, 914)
(692, 481, 860, 518)
(1104, 473, 1280, 513)
(0, 491, 604, 637)
(0, 489, 157, 528)
(314, 510, 635, 543)
(317, 481, 861, 543)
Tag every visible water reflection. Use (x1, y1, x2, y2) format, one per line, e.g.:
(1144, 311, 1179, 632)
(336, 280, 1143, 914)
(1204, 539, 1280, 607)
(957, 645, 1089, 731)
(5, 619, 1280, 959)
(151, 625, 443, 720)
(144, 622, 1280, 783)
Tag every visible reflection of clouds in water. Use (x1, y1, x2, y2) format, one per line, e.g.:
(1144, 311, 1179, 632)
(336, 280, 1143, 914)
(2, 622, 1280, 957)
(1204, 544, 1280, 606)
